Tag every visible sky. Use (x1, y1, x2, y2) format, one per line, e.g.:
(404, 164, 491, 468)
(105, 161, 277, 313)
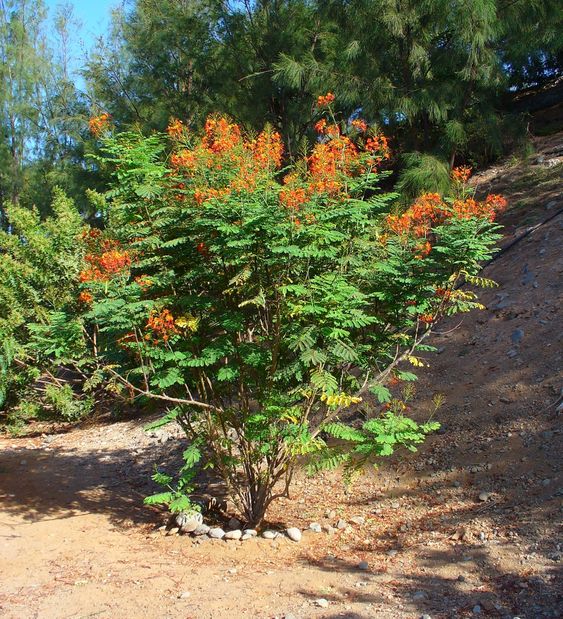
(44, 0, 117, 56)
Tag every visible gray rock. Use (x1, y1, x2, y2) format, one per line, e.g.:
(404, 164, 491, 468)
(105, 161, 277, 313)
(286, 527, 302, 542)
(457, 575, 466, 582)
(177, 591, 191, 599)
(412, 591, 427, 601)
(387, 549, 398, 557)
(208, 527, 225, 539)
(176, 510, 203, 532)
(506, 349, 518, 358)
(323, 525, 336, 535)
(309, 522, 322, 533)
(421, 615, 432, 619)
(314, 598, 329, 608)
(224, 529, 242, 540)
(192, 524, 210, 536)
(227, 517, 241, 530)
(358, 561, 369, 571)
(283, 614, 298, 619)
(350, 516, 365, 526)
(167, 527, 180, 536)
(478, 492, 492, 502)
(242, 528, 257, 537)
(472, 605, 482, 614)
(262, 530, 278, 539)
(336, 519, 348, 529)
(391, 501, 400, 509)
(325, 509, 336, 519)
(511, 329, 524, 344)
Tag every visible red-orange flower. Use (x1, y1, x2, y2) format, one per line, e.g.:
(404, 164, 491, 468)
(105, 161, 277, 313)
(314, 119, 327, 134)
(251, 128, 283, 169)
(452, 165, 472, 183)
(317, 92, 335, 107)
(89, 113, 111, 137)
(167, 118, 186, 140)
(146, 309, 179, 344)
(78, 291, 93, 304)
(351, 119, 368, 132)
(419, 313, 434, 324)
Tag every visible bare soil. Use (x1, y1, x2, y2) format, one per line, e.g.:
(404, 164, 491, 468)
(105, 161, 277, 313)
(1, 135, 561, 619)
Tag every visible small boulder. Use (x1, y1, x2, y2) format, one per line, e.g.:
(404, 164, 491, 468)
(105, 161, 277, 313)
(192, 524, 210, 536)
(227, 517, 242, 530)
(286, 527, 302, 542)
(314, 598, 329, 608)
(350, 516, 365, 526)
(478, 492, 492, 502)
(262, 530, 278, 539)
(175, 510, 203, 532)
(336, 519, 348, 529)
(309, 522, 322, 533)
(358, 561, 369, 571)
(224, 529, 242, 540)
(208, 527, 225, 539)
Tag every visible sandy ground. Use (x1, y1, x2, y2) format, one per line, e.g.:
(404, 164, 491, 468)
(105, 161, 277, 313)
(1, 136, 561, 619)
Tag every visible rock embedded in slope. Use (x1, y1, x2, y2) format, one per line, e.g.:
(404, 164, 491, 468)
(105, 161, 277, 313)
(286, 527, 302, 542)
(309, 522, 322, 533)
(224, 529, 242, 540)
(192, 524, 210, 536)
(208, 527, 225, 539)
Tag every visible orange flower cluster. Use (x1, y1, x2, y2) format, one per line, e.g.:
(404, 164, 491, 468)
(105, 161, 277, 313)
(203, 117, 242, 155)
(415, 240, 432, 259)
(419, 314, 435, 324)
(387, 191, 506, 240)
(78, 291, 93, 304)
(308, 136, 359, 194)
(351, 119, 368, 132)
(145, 309, 179, 344)
(251, 128, 283, 169)
(317, 92, 335, 107)
(170, 149, 196, 169)
(168, 117, 284, 205)
(194, 187, 231, 205)
(387, 193, 445, 237)
(452, 166, 472, 183)
(280, 185, 308, 211)
(80, 232, 132, 283)
(314, 119, 340, 137)
(89, 113, 111, 137)
(167, 118, 186, 140)
(435, 287, 452, 302)
(452, 194, 507, 222)
(80, 249, 132, 282)
(365, 135, 390, 164)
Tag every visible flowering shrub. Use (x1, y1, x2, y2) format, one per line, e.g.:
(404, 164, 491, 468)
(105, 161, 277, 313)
(80, 101, 504, 524)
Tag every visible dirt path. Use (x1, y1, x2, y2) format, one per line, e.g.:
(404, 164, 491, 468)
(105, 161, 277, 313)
(1, 143, 562, 619)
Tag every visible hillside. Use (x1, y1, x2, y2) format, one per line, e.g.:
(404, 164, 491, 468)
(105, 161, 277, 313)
(0, 134, 561, 619)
